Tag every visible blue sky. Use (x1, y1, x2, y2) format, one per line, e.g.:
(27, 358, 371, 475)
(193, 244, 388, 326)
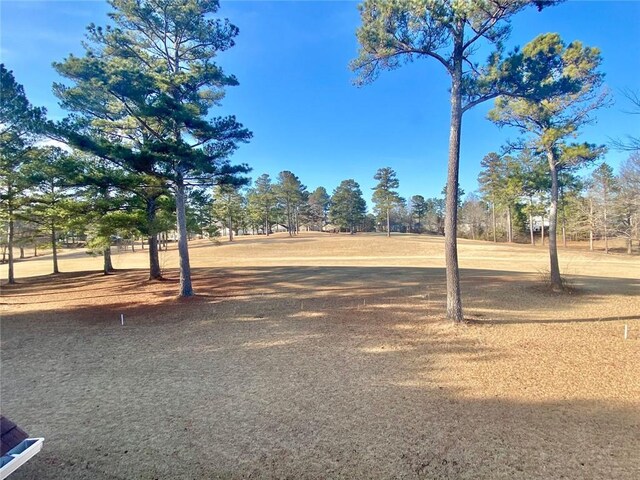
(1, 0, 639, 205)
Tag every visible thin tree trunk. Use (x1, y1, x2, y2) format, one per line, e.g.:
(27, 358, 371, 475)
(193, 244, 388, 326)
(8, 217, 15, 284)
(547, 152, 562, 291)
(19, 247, 24, 259)
(386, 208, 391, 237)
(444, 34, 464, 323)
(562, 224, 566, 248)
(507, 207, 513, 243)
(492, 200, 497, 243)
(589, 199, 594, 251)
(603, 187, 608, 254)
(228, 210, 233, 242)
(529, 198, 535, 245)
(175, 175, 194, 297)
(51, 221, 59, 274)
(541, 216, 545, 246)
(147, 197, 162, 280)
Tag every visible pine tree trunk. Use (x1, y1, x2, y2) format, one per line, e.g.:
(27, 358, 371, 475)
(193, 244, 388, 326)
(507, 207, 513, 243)
(148, 233, 161, 280)
(529, 199, 535, 245)
(603, 187, 608, 254)
(541, 216, 545, 246)
(51, 221, 59, 274)
(547, 152, 562, 291)
(175, 174, 194, 297)
(228, 210, 233, 242)
(492, 201, 497, 243)
(147, 197, 162, 280)
(386, 208, 391, 237)
(8, 216, 15, 284)
(444, 34, 464, 323)
(103, 246, 114, 275)
(589, 199, 594, 251)
(19, 247, 24, 259)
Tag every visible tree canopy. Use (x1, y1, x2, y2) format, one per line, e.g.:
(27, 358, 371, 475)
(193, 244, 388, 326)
(329, 179, 367, 233)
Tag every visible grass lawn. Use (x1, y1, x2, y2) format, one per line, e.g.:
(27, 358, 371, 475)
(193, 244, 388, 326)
(1, 232, 639, 479)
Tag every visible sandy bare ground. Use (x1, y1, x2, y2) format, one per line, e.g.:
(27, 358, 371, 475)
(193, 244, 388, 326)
(1, 233, 639, 479)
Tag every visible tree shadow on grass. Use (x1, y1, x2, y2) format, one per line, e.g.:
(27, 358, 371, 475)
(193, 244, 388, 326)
(1, 283, 637, 479)
(1, 266, 638, 324)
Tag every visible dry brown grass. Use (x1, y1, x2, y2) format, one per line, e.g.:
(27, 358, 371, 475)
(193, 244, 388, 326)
(1, 232, 639, 479)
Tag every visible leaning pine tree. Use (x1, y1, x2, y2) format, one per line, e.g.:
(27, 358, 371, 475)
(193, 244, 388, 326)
(53, 0, 251, 296)
(351, 0, 559, 322)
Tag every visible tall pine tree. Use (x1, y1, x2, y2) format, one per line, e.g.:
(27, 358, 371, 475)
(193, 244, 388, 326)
(53, 0, 251, 296)
(352, 0, 559, 321)
(489, 33, 607, 289)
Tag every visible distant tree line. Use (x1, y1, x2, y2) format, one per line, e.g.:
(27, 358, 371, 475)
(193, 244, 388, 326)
(468, 150, 639, 255)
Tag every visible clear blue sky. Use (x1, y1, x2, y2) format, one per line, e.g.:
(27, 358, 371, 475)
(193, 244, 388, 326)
(1, 0, 639, 205)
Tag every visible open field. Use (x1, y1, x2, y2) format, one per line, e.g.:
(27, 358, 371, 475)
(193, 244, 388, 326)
(1, 233, 639, 479)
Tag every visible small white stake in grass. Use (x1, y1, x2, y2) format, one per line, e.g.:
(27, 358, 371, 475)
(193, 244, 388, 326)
(624, 324, 628, 340)
(120, 314, 124, 326)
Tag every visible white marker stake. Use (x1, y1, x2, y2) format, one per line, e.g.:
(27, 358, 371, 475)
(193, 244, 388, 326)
(624, 324, 628, 340)
(121, 314, 124, 326)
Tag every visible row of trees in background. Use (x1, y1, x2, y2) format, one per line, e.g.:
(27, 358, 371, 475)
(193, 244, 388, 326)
(472, 151, 639, 253)
(3, 113, 637, 283)
(199, 154, 639, 254)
